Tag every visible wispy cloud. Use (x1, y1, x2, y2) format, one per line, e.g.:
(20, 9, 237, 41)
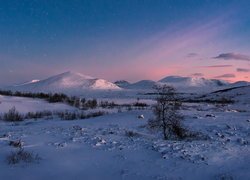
(187, 53, 198, 58)
(214, 53, 250, 61)
(236, 68, 250, 72)
(200, 65, 233, 68)
(215, 74, 235, 78)
(191, 73, 204, 77)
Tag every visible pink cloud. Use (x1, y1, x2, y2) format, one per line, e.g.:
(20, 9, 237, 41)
(200, 65, 233, 68)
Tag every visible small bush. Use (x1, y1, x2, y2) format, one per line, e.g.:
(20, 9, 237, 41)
(84, 99, 98, 109)
(6, 149, 41, 165)
(9, 140, 23, 149)
(125, 130, 139, 138)
(3, 107, 23, 122)
(171, 122, 188, 139)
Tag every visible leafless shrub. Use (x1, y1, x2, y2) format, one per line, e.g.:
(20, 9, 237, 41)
(3, 107, 23, 122)
(125, 130, 139, 138)
(6, 149, 41, 165)
(9, 140, 23, 149)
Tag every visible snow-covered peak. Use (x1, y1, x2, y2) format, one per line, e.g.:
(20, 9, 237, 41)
(54, 71, 94, 79)
(89, 79, 121, 90)
(39, 71, 95, 88)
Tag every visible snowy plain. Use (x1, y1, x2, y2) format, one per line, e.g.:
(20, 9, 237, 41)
(0, 91, 249, 180)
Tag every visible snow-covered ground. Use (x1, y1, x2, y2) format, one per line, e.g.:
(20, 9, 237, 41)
(0, 95, 76, 114)
(0, 94, 249, 180)
(201, 85, 250, 104)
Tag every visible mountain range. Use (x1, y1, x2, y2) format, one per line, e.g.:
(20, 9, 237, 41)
(4, 71, 250, 94)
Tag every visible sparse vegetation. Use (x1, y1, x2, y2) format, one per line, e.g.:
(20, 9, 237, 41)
(133, 102, 148, 107)
(99, 101, 117, 108)
(0, 107, 107, 122)
(184, 95, 234, 104)
(58, 111, 106, 120)
(24, 111, 53, 119)
(0, 90, 152, 113)
(0, 90, 100, 109)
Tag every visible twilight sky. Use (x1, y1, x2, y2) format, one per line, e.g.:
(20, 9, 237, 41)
(0, 0, 250, 85)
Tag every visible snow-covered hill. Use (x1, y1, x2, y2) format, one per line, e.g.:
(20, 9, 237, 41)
(6, 71, 121, 94)
(118, 80, 160, 90)
(228, 81, 250, 88)
(158, 76, 230, 93)
(202, 85, 250, 103)
(114, 80, 131, 88)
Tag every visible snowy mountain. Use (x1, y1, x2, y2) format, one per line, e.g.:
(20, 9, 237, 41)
(6, 71, 121, 94)
(158, 76, 229, 93)
(159, 76, 228, 87)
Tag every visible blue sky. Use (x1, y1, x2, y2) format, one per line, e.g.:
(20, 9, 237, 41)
(0, 0, 250, 85)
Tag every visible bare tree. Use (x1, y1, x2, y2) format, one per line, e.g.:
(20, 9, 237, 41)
(148, 85, 184, 140)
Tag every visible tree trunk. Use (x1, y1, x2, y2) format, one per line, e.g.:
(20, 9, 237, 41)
(163, 125, 167, 140)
